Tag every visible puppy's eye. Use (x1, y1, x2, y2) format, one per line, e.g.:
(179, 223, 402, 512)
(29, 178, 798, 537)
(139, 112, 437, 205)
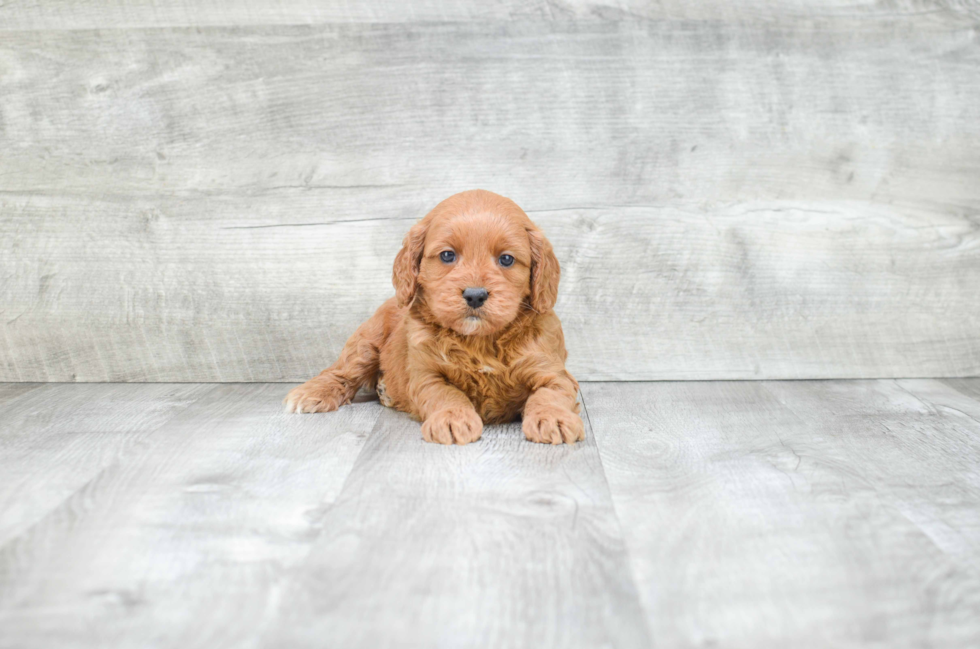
(498, 254, 515, 267)
(439, 250, 456, 263)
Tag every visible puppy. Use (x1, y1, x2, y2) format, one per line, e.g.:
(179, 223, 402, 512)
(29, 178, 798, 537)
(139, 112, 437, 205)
(284, 189, 583, 445)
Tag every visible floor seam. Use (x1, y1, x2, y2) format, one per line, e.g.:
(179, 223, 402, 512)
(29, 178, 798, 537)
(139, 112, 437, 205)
(578, 388, 656, 646)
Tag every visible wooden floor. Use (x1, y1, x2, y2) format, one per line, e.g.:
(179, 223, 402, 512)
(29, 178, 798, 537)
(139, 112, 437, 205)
(1, 379, 979, 648)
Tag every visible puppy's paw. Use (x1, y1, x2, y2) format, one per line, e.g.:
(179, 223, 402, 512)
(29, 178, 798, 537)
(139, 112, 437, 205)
(421, 407, 484, 445)
(523, 406, 585, 445)
(283, 379, 349, 414)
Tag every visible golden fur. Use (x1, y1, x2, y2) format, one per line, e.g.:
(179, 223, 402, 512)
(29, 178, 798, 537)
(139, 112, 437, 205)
(284, 189, 583, 445)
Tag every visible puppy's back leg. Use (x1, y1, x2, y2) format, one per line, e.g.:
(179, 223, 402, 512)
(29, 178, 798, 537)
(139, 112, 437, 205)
(284, 303, 388, 413)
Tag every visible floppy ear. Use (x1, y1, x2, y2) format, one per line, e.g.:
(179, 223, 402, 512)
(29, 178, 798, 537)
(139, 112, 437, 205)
(392, 219, 429, 307)
(527, 226, 560, 313)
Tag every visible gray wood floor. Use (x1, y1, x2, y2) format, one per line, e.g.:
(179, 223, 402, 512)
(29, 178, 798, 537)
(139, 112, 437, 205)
(1, 379, 979, 648)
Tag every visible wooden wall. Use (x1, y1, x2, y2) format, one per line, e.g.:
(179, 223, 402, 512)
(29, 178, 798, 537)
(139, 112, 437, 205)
(1, 2, 978, 382)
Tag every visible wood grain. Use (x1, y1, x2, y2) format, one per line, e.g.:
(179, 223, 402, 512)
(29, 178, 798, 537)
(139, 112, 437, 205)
(0, 383, 214, 546)
(0, 383, 42, 403)
(258, 406, 651, 648)
(0, 384, 380, 648)
(3, 22, 978, 203)
(2, 194, 977, 382)
(2, 1, 977, 29)
(1, 19, 978, 381)
(580, 379, 980, 648)
(2, 380, 979, 646)
(943, 378, 980, 402)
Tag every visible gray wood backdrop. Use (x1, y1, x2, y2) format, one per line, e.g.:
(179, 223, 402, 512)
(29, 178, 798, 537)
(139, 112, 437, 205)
(1, 2, 979, 382)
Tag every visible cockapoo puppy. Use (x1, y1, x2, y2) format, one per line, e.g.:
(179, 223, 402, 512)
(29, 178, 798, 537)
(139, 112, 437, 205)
(284, 189, 583, 445)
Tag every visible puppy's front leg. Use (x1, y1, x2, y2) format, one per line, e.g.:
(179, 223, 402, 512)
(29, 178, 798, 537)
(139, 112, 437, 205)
(284, 308, 384, 414)
(522, 372, 584, 445)
(413, 376, 483, 445)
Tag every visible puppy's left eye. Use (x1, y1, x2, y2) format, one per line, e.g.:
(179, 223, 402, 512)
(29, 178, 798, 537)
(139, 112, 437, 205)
(439, 251, 456, 263)
(498, 254, 515, 267)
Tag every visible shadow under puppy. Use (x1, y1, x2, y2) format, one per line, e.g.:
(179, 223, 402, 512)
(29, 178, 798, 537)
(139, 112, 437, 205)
(284, 189, 583, 445)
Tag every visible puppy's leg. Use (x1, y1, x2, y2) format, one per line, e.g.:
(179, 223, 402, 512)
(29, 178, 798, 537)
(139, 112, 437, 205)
(522, 371, 584, 444)
(284, 308, 385, 414)
(412, 375, 483, 445)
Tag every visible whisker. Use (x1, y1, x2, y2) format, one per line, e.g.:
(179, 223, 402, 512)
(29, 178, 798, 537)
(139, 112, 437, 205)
(522, 300, 541, 315)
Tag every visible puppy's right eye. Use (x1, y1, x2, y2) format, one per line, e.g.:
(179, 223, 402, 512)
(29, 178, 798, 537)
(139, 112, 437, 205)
(439, 250, 456, 263)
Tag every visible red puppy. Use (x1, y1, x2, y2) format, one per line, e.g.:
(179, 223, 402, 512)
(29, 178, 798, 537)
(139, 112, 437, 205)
(284, 189, 583, 445)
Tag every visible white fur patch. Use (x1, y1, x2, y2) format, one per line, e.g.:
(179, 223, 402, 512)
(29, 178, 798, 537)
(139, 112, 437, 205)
(376, 376, 394, 407)
(458, 316, 482, 336)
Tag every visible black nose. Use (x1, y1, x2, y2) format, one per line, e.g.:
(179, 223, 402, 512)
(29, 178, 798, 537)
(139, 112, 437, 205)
(462, 287, 489, 308)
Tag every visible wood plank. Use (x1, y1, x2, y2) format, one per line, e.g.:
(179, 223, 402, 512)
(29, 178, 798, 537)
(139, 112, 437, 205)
(2, 1, 976, 30)
(0, 383, 214, 546)
(0, 384, 381, 648)
(884, 379, 980, 570)
(2, 22, 978, 203)
(760, 378, 980, 582)
(2, 195, 977, 382)
(581, 379, 980, 648)
(942, 378, 980, 402)
(762, 378, 980, 638)
(1, 20, 978, 381)
(258, 406, 651, 648)
(0, 383, 42, 403)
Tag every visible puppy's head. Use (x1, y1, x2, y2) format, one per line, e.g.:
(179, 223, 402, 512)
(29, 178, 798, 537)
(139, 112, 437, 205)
(393, 189, 559, 336)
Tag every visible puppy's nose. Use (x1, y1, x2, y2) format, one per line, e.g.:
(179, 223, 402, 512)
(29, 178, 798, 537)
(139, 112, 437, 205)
(462, 287, 489, 309)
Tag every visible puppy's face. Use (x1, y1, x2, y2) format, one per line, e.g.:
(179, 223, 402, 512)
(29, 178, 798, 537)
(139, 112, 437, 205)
(393, 190, 560, 337)
(419, 211, 532, 336)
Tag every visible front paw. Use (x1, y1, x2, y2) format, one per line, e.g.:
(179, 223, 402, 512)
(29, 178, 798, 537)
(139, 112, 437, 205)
(421, 407, 484, 445)
(283, 379, 349, 414)
(523, 406, 584, 445)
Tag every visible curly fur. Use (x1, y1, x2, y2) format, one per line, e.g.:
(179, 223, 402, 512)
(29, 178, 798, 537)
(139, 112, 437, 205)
(284, 189, 583, 445)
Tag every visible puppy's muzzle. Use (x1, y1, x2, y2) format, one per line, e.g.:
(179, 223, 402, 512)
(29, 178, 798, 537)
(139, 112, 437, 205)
(462, 287, 489, 309)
